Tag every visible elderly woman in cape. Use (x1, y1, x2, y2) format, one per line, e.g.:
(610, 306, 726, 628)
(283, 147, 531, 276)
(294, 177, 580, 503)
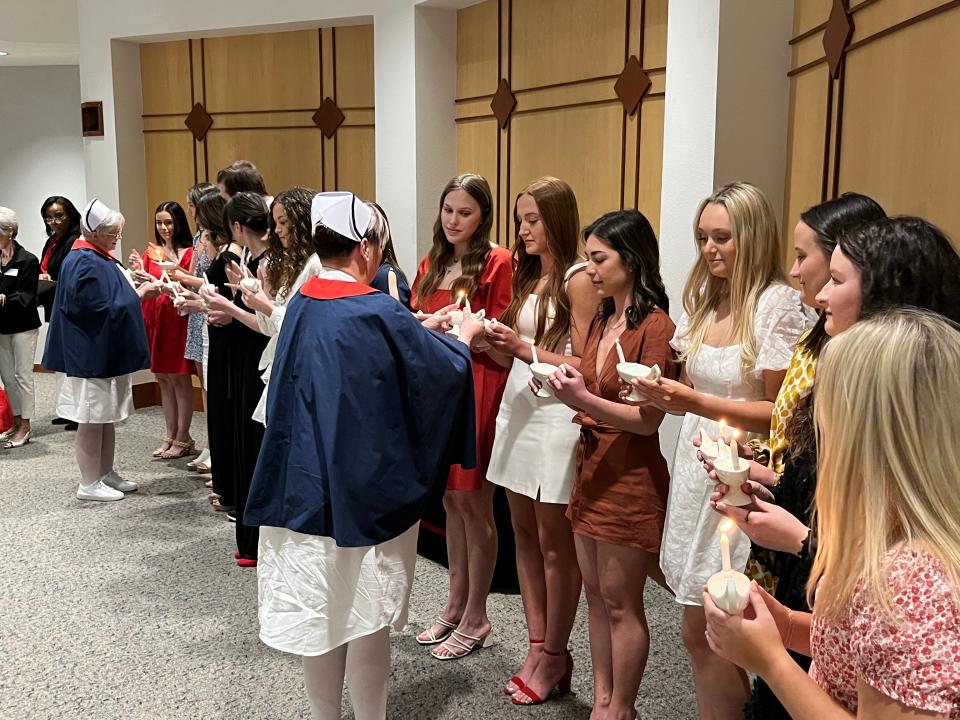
(42, 198, 160, 501)
(244, 191, 479, 720)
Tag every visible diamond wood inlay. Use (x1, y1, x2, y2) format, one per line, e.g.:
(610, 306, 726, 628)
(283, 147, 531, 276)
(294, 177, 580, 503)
(313, 97, 345, 138)
(823, 0, 854, 79)
(490, 79, 517, 129)
(614, 55, 652, 116)
(184, 102, 213, 142)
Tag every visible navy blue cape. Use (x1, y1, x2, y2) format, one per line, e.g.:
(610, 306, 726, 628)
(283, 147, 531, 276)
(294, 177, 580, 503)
(41, 243, 150, 378)
(243, 278, 476, 547)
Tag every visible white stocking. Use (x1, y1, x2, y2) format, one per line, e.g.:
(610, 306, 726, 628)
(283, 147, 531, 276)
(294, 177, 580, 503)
(303, 646, 347, 720)
(76, 423, 104, 486)
(99, 423, 116, 477)
(344, 628, 391, 720)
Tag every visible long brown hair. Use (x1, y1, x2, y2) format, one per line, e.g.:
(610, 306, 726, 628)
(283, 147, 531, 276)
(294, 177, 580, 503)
(414, 173, 494, 305)
(499, 177, 582, 351)
(265, 187, 316, 294)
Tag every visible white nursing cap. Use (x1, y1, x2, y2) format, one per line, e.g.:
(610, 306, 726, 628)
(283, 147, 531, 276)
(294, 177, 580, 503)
(80, 198, 113, 234)
(310, 192, 372, 242)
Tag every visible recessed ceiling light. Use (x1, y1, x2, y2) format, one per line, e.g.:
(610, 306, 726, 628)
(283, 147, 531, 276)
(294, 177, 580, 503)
(0, 51, 9, 57)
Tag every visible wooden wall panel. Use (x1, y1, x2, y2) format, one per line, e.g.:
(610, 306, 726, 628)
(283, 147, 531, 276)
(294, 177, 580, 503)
(839, 11, 960, 242)
(782, 64, 829, 266)
(334, 26, 375, 109)
(456, 119, 499, 224)
(140, 41, 192, 116)
(203, 31, 321, 113)
(510, 104, 624, 234)
(511, 0, 625, 90)
(637, 97, 666, 234)
(643, 0, 669, 68)
(793, 0, 832, 36)
(335, 127, 376, 201)
(456, 0, 668, 245)
(141, 26, 374, 236)
(784, 0, 960, 257)
(143, 132, 196, 242)
(457, 0, 499, 98)
(206, 129, 323, 195)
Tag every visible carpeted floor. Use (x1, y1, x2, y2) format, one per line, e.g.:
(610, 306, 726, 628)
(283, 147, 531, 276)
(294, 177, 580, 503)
(0, 373, 696, 719)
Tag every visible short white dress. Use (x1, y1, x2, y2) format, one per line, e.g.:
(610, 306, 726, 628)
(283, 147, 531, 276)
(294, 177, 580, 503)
(660, 283, 813, 605)
(55, 264, 137, 425)
(252, 255, 322, 425)
(257, 523, 419, 656)
(486, 265, 585, 504)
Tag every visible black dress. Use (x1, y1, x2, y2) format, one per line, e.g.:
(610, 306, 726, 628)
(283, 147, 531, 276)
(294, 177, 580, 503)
(205, 248, 268, 560)
(743, 446, 817, 719)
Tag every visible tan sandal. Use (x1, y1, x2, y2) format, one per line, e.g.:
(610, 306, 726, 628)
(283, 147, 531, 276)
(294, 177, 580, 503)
(152, 437, 174, 458)
(161, 439, 197, 459)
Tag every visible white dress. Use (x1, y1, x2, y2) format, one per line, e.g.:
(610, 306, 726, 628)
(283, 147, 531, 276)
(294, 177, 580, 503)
(252, 255, 322, 425)
(486, 264, 585, 504)
(256, 267, 421, 657)
(55, 265, 138, 424)
(660, 284, 813, 605)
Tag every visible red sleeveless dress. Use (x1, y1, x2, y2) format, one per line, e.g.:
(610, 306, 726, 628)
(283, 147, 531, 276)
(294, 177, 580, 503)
(412, 247, 513, 491)
(142, 250, 194, 375)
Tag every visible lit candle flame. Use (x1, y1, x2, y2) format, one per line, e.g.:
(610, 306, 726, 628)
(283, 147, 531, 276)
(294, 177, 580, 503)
(718, 420, 727, 441)
(456, 290, 465, 307)
(147, 243, 165, 262)
(719, 518, 735, 534)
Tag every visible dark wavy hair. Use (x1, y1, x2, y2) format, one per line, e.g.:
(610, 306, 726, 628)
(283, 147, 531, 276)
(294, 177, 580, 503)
(585, 210, 669, 331)
(787, 215, 960, 460)
(40, 196, 81, 238)
(414, 173, 494, 307)
(798, 193, 886, 357)
(840, 216, 960, 325)
(195, 190, 229, 250)
(154, 201, 195, 250)
(266, 187, 316, 293)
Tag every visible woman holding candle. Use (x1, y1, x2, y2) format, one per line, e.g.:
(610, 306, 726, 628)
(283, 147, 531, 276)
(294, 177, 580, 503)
(412, 173, 513, 660)
(547, 209, 677, 718)
(243, 191, 478, 720)
(42, 198, 161, 500)
(234, 186, 321, 426)
(193, 192, 237, 513)
(201, 191, 271, 565)
(172, 182, 216, 474)
(704, 308, 960, 719)
(483, 177, 597, 703)
(129, 201, 196, 459)
(630, 182, 813, 719)
(707, 215, 960, 718)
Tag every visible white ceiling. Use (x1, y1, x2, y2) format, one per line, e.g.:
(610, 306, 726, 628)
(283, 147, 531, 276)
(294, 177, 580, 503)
(0, 0, 79, 66)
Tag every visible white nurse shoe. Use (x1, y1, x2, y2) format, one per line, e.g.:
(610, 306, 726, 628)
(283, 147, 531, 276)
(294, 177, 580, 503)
(77, 480, 124, 502)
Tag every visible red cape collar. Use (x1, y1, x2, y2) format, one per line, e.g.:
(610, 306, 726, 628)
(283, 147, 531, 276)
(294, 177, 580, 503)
(300, 277, 377, 300)
(71, 239, 119, 263)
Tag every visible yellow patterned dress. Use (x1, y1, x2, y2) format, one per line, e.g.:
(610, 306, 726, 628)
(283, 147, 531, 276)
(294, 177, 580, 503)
(745, 331, 818, 592)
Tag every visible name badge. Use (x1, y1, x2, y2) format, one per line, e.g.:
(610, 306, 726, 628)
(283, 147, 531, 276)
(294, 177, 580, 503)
(3, 268, 18, 276)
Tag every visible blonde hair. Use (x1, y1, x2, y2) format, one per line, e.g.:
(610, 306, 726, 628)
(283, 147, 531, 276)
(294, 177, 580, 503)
(679, 182, 786, 377)
(808, 309, 960, 622)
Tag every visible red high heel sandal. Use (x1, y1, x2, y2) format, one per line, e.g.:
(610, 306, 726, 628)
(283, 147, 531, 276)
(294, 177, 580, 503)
(512, 649, 573, 706)
(504, 638, 544, 696)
